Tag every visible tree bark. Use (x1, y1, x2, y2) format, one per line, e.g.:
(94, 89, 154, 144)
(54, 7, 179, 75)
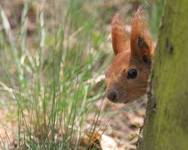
(139, 0, 188, 149)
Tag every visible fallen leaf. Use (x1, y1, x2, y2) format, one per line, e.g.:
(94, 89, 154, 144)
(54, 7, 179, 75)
(100, 134, 118, 150)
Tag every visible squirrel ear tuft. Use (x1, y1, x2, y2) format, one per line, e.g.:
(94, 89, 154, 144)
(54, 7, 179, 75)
(130, 9, 153, 63)
(111, 14, 129, 55)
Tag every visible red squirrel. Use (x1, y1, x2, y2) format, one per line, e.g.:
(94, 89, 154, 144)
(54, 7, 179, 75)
(105, 10, 154, 103)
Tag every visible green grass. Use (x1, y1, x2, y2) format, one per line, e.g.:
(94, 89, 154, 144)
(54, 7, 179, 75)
(0, 0, 164, 149)
(0, 0, 108, 149)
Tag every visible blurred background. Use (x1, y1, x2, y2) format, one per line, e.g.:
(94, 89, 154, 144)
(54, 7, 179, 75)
(0, 0, 163, 149)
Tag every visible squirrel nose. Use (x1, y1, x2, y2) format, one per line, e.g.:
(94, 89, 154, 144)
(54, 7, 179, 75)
(107, 89, 118, 102)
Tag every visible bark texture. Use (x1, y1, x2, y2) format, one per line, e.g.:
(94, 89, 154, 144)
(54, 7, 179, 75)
(139, 0, 188, 149)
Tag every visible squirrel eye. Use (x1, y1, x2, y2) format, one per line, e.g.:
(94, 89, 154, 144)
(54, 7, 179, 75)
(127, 68, 138, 79)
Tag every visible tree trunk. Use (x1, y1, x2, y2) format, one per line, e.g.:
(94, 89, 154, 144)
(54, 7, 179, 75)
(139, 0, 188, 150)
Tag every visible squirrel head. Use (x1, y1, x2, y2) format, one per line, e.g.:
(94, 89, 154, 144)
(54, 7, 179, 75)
(105, 10, 154, 103)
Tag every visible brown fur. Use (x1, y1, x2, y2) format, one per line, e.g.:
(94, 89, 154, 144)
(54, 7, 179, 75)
(105, 10, 154, 103)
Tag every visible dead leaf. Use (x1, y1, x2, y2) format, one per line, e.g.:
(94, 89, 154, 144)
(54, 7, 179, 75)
(100, 134, 118, 150)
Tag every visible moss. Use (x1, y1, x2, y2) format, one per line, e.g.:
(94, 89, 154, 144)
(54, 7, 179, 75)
(139, 0, 188, 149)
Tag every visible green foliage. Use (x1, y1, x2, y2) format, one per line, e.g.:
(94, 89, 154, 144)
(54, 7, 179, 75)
(149, 0, 164, 39)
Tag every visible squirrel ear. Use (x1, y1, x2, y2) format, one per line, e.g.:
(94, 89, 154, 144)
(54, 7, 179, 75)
(111, 14, 129, 55)
(130, 9, 153, 64)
